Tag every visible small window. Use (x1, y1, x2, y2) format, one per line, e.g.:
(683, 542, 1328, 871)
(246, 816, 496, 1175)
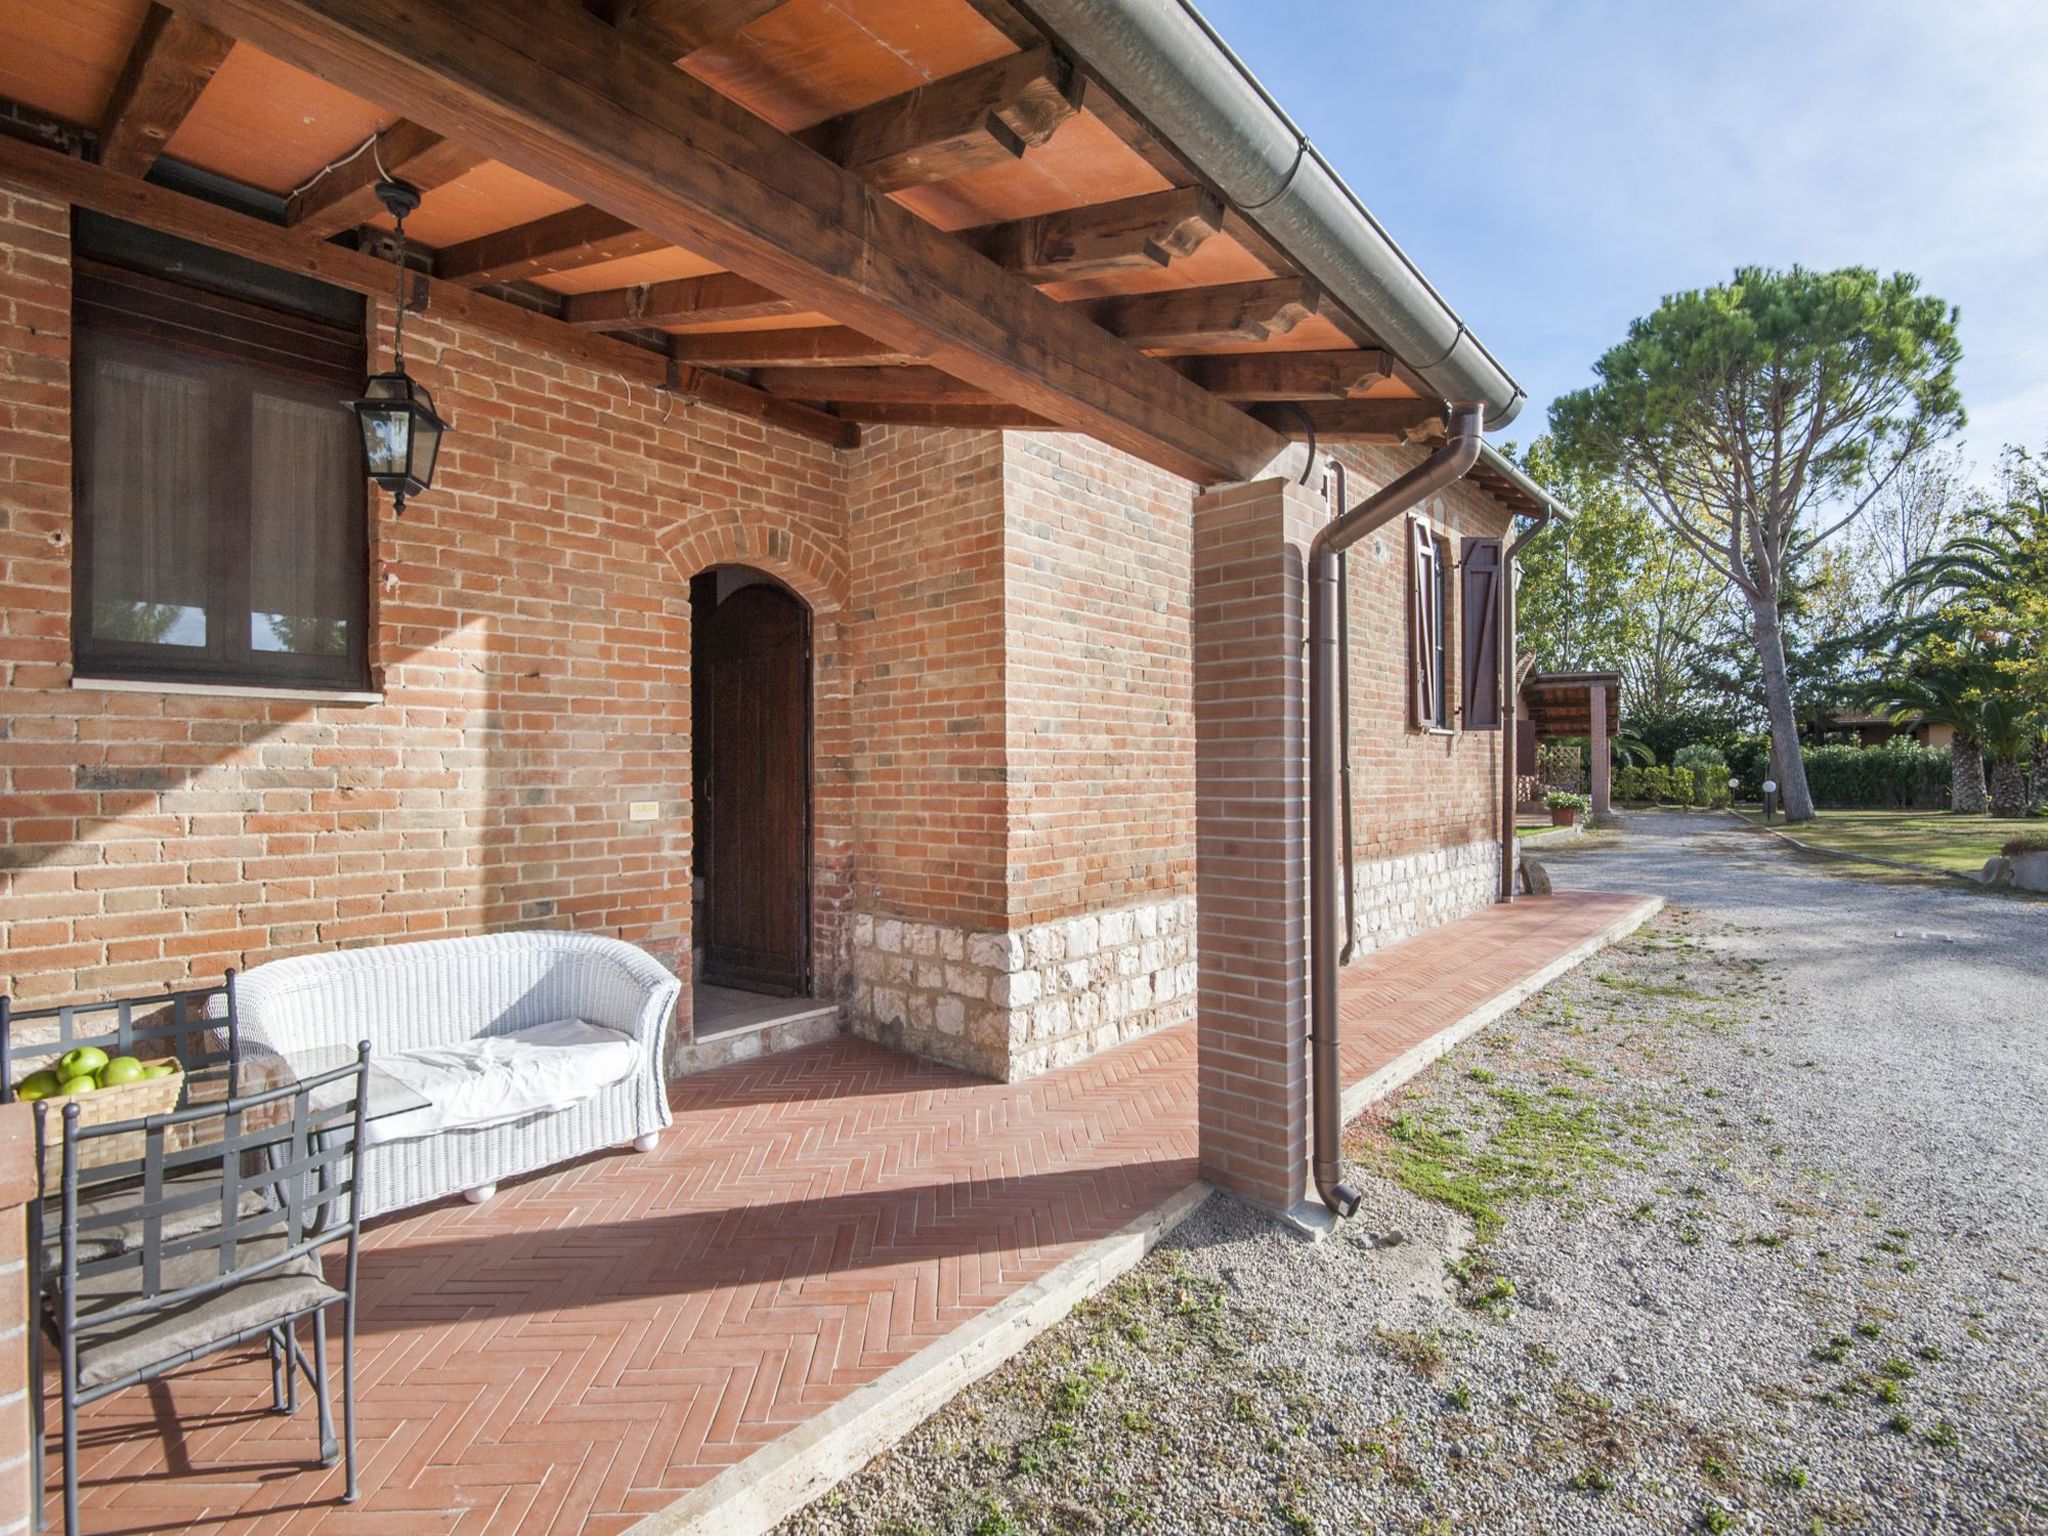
(71, 214, 369, 691)
(1408, 519, 1455, 730)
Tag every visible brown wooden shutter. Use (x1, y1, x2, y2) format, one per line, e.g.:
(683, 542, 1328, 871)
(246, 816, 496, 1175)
(1460, 536, 1503, 729)
(1516, 717, 1537, 776)
(1408, 519, 1437, 728)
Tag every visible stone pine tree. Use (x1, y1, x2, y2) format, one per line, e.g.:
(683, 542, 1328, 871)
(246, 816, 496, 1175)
(1551, 266, 1963, 821)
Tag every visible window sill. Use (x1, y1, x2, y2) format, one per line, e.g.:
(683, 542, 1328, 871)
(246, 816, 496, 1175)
(70, 676, 384, 707)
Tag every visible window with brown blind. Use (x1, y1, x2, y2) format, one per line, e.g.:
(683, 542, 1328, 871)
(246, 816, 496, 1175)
(1408, 518, 1454, 730)
(71, 213, 369, 692)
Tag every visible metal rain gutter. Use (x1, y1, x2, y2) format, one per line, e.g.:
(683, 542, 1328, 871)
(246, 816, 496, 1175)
(1306, 403, 1487, 1217)
(1497, 500, 1570, 903)
(1026, 0, 1526, 428)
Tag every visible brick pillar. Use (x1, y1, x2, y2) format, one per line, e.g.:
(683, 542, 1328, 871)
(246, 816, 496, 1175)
(1590, 683, 1612, 817)
(0, 1103, 35, 1536)
(1191, 476, 1322, 1220)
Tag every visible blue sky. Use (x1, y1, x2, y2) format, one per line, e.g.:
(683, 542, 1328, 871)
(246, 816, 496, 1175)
(1196, 0, 2048, 478)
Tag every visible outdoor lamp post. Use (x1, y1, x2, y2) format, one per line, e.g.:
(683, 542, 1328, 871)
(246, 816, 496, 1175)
(349, 178, 447, 513)
(1762, 778, 1778, 824)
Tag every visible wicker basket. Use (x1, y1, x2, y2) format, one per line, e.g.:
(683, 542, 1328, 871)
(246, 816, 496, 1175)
(33, 1062, 187, 1185)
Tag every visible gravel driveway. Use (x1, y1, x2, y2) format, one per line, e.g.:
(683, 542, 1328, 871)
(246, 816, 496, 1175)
(778, 812, 2048, 1536)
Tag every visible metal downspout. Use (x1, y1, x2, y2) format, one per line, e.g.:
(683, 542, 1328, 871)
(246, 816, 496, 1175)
(1309, 404, 1487, 1217)
(1327, 457, 1358, 965)
(1497, 509, 1561, 902)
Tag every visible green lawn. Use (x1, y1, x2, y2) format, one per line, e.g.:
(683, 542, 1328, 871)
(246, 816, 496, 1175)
(1737, 808, 2044, 875)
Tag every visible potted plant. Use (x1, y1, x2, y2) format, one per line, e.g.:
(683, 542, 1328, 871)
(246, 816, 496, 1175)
(1546, 791, 1590, 827)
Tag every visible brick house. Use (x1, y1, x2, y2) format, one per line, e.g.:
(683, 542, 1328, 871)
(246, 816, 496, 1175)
(0, 0, 1569, 1233)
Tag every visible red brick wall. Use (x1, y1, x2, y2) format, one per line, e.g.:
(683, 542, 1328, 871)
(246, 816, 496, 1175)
(1001, 432, 1195, 927)
(1332, 443, 1514, 865)
(0, 190, 854, 1036)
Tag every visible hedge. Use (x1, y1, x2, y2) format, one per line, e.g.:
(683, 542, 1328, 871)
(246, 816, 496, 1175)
(1801, 742, 1952, 809)
(1613, 758, 1730, 808)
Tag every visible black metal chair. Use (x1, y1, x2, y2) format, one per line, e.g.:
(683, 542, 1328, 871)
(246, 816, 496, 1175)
(34, 1043, 371, 1535)
(0, 978, 241, 1107)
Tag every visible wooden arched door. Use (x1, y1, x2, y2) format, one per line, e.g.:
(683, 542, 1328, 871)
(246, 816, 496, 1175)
(694, 576, 812, 995)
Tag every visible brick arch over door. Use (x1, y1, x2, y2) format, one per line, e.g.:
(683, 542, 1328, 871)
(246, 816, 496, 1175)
(657, 516, 854, 1047)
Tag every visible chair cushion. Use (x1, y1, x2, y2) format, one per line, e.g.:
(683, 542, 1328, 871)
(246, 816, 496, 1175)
(364, 1017, 641, 1148)
(68, 1236, 339, 1390)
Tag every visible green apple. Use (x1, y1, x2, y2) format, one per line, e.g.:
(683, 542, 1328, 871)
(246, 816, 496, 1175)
(14, 1070, 61, 1101)
(141, 1063, 178, 1079)
(56, 1075, 98, 1096)
(100, 1056, 147, 1086)
(59, 1046, 109, 1079)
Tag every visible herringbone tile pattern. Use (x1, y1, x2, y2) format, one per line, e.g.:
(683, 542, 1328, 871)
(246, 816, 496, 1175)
(51, 891, 1642, 1534)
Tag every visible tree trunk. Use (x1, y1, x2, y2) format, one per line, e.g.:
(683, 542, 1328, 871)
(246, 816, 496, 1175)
(1748, 595, 1816, 821)
(1989, 753, 2026, 820)
(2030, 735, 2047, 816)
(1951, 733, 1987, 815)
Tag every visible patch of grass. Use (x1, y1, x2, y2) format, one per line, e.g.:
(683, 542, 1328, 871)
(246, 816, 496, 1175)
(1772, 1465, 1811, 1491)
(1853, 1320, 1883, 1340)
(1567, 1465, 1616, 1493)
(1739, 808, 2045, 875)
(1376, 1328, 1447, 1378)
(1925, 1420, 1961, 1449)
(1700, 1505, 1736, 1533)
(1811, 1335, 1853, 1364)
(1445, 1381, 1472, 1412)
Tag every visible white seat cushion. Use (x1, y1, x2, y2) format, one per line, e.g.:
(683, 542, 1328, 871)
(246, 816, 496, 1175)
(364, 1018, 641, 1148)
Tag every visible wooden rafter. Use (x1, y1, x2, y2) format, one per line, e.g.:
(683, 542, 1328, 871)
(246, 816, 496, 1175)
(561, 271, 796, 328)
(1085, 278, 1322, 351)
(753, 367, 1000, 404)
(170, 0, 1281, 483)
(830, 402, 1053, 429)
(594, 0, 788, 62)
(669, 326, 912, 367)
(963, 186, 1224, 283)
(98, 5, 235, 177)
(435, 203, 669, 285)
(1248, 398, 1446, 443)
(793, 46, 1083, 194)
(1169, 349, 1397, 401)
(287, 119, 486, 236)
(0, 135, 855, 448)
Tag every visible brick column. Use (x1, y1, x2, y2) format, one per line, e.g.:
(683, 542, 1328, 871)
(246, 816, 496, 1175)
(0, 1103, 36, 1536)
(1590, 682, 1612, 817)
(1191, 476, 1322, 1220)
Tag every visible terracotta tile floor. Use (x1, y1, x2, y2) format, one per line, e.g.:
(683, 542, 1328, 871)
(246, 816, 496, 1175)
(48, 890, 1649, 1534)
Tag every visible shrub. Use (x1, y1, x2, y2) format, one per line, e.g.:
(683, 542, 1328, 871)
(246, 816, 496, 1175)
(2002, 832, 2048, 857)
(1640, 765, 1673, 803)
(1669, 766, 1695, 805)
(1674, 745, 1729, 806)
(1546, 791, 1591, 812)
(1802, 742, 1952, 809)
(1613, 765, 1644, 803)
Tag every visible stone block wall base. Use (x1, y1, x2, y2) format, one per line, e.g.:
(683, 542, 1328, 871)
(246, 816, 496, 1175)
(849, 895, 1197, 1081)
(1349, 838, 1501, 956)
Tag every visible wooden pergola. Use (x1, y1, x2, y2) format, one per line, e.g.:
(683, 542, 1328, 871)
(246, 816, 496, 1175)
(0, 0, 1558, 497)
(1519, 670, 1621, 814)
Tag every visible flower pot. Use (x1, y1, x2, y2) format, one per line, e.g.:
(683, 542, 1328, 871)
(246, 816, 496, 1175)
(1550, 807, 1579, 827)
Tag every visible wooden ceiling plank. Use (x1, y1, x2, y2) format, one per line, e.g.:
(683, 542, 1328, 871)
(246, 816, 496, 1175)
(1087, 278, 1322, 351)
(1170, 349, 1396, 401)
(793, 45, 1083, 195)
(1248, 398, 1447, 443)
(435, 202, 671, 285)
(167, 0, 1281, 484)
(562, 271, 796, 327)
(99, 5, 236, 178)
(753, 366, 1001, 404)
(669, 326, 913, 366)
(287, 119, 487, 236)
(964, 186, 1223, 283)
(596, 0, 788, 62)
(0, 135, 854, 448)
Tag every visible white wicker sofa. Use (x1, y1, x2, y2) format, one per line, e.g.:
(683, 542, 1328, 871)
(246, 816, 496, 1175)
(233, 931, 681, 1218)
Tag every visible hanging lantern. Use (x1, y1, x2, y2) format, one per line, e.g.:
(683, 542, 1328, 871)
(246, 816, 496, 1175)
(348, 178, 448, 513)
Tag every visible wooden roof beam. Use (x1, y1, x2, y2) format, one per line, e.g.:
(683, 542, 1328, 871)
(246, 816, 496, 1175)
(561, 271, 797, 327)
(1248, 398, 1447, 444)
(753, 367, 1001, 405)
(98, 5, 235, 177)
(1087, 278, 1322, 351)
(829, 402, 1053, 429)
(593, 0, 789, 62)
(0, 135, 855, 448)
(793, 45, 1083, 194)
(287, 119, 486, 236)
(963, 186, 1224, 283)
(170, 0, 1279, 483)
(1169, 349, 1398, 401)
(668, 326, 912, 367)
(435, 203, 669, 286)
